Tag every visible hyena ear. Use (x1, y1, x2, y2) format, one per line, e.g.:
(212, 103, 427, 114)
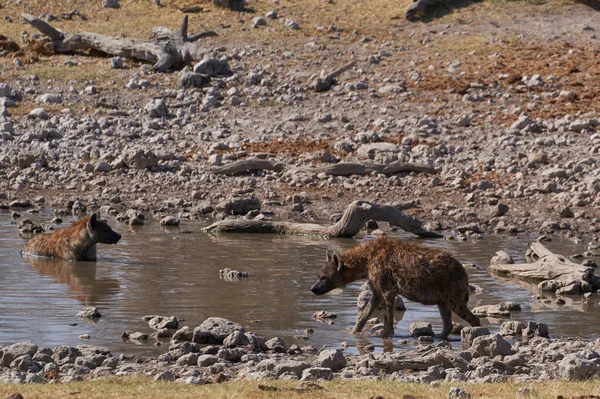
(325, 251, 331, 262)
(332, 252, 343, 272)
(88, 213, 98, 230)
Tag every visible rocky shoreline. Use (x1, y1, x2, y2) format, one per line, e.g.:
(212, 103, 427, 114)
(2, 315, 600, 387)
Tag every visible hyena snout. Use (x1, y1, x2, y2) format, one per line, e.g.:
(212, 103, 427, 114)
(310, 275, 339, 296)
(98, 230, 121, 244)
(107, 232, 121, 244)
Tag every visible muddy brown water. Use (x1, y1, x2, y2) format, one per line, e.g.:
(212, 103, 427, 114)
(0, 211, 597, 356)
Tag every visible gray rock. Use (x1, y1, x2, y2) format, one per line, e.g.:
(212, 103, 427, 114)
(102, 0, 119, 7)
(94, 162, 112, 173)
(559, 353, 600, 381)
(160, 216, 180, 226)
(522, 321, 549, 338)
(193, 317, 245, 344)
(0, 83, 10, 97)
(123, 150, 158, 170)
(492, 203, 509, 217)
(53, 346, 82, 365)
(148, 316, 179, 330)
(252, 17, 267, 28)
(25, 374, 47, 384)
(223, 330, 250, 348)
(154, 370, 175, 381)
(500, 321, 525, 336)
(449, 387, 471, 398)
(176, 353, 198, 366)
(217, 195, 261, 215)
(409, 321, 434, 337)
(109, 57, 124, 69)
(460, 326, 490, 345)
(77, 307, 102, 319)
(1, 342, 38, 367)
(178, 72, 210, 88)
(197, 354, 219, 367)
(28, 108, 49, 119)
(274, 360, 311, 377)
(173, 326, 193, 341)
(472, 334, 514, 357)
(356, 142, 401, 160)
(193, 58, 231, 77)
(300, 367, 333, 381)
(181, 376, 205, 384)
(316, 349, 346, 371)
(37, 93, 62, 104)
(145, 98, 169, 118)
(265, 337, 286, 351)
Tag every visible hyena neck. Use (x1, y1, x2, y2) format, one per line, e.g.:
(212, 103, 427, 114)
(70, 229, 98, 261)
(341, 253, 370, 280)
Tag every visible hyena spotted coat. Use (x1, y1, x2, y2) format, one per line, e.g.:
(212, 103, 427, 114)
(22, 214, 121, 261)
(310, 236, 480, 339)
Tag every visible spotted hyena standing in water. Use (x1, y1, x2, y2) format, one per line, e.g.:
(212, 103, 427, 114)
(22, 214, 121, 261)
(310, 236, 480, 339)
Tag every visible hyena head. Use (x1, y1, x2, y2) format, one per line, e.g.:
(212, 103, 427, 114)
(310, 251, 350, 296)
(87, 214, 121, 244)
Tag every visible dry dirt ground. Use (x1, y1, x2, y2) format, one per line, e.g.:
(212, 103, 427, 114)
(0, 0, 599, 240)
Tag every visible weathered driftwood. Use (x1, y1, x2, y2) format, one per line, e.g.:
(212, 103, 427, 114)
(209, 158, 286, 175)
(203, 200, 442, 238)
(489, 241, 600, 295)
(312, 61, 356, 92)
(21, 14, 211, 72)
(293, 161, 438, 177)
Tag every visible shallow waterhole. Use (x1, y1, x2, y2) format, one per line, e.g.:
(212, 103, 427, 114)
(0, 211, 595, 355)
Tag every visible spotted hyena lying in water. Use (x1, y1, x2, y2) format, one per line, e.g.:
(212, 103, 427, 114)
(310, 236, 480, 339)
(22, 214, 121, 261)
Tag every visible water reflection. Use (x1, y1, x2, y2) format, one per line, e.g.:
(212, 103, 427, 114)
(24, 257, 120, 305)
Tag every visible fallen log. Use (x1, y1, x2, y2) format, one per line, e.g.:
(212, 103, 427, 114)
(489, 241, 600, 295)
(292, 161, 438, 177)
(209, 158, 286, 175)
(21, 14, 211, 72)
(203, 200, 442, 238)
(312, 61, 356, 92)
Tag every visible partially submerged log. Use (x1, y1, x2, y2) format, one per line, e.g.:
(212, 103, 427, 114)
(489, 241, 600, 295)
(293, 161, 438, 177)
(21, 14, 212, 72)
(312, 61, 356, 92)
(203, 200, 442, 238)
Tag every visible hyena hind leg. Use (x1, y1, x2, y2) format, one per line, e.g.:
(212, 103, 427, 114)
(454, 302, 481, 327)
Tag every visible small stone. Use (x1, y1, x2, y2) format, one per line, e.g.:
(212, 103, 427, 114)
(109, 57, 124, 69)
(449, 387, 471, 398)
(316, 349, 346, 371)
(409, 321, 434, 337)
(160, 216, 180, 226)
(102, 0, 120, 8)
(154, 371, 175, 381)
(77, 307, 102, 319)
(252, 17, 267, 28)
